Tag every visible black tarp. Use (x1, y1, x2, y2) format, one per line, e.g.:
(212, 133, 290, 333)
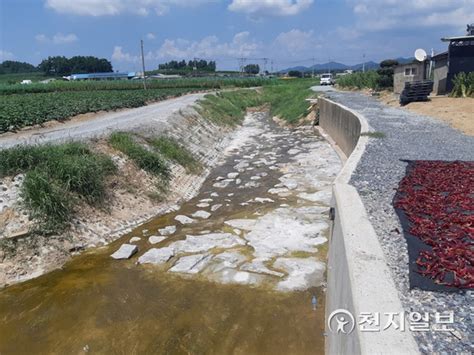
(393, 160, 465, 293)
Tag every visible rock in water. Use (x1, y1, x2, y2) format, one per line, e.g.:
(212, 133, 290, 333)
(169, 254, 212, 274)
(138, 247, 174, 265)
(174, 215, 195, 224)
(158, 225, 176, 235)
(191, 210, 211, 219)
(111, 244, 138, 260)
(148, 236, 166, 244)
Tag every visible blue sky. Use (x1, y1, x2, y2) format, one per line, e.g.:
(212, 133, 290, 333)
(1, 0, 472, 71)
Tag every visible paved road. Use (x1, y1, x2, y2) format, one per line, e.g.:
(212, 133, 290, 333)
(311, 85, 337, 93)
(0, 92, 206, 149)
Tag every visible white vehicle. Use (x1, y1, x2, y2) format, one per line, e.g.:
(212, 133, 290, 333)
(320, 73, 335, 86)
(20, 79, 32, 85)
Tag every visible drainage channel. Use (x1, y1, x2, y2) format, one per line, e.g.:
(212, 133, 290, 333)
(0, 112, 341, 354)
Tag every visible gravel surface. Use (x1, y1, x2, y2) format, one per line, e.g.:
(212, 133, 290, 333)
(326, 91, 473, 354)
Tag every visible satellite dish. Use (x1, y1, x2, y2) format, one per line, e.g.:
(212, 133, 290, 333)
(414, 48, 428, 62)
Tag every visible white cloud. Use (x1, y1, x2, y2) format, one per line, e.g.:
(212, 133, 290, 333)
(349, 0, 474, 30)
(0, 50, 15, 61)
(275, 29, 318, 52)
(111, 46, 139, 62)
(229, 0, 313, 16)
(45, 0, 214, 16)
(146, 33, 156, 40)
(35, 33, 78, 44)
(156, 31, 259, 59)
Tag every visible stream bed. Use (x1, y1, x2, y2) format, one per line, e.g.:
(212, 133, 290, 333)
(0, 112, 341, 354)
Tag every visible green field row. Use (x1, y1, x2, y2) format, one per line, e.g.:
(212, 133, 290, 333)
(0, 88, 194, 132)
(0, 77, 269, 95)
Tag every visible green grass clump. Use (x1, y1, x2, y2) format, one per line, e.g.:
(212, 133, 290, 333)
(109, 132, 170, 179)
(0, 142, 116, 233)
(149, 136, 201, 173)
(21, 170, 73, 234)
(197, 90, 264, 125)
(261, 79, 317, 124)
(198, 79, 318, 125)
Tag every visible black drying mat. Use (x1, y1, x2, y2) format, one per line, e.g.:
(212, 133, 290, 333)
(393, 160, 471, 292)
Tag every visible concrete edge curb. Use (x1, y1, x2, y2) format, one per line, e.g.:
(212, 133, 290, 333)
(319, 97, 420, 354)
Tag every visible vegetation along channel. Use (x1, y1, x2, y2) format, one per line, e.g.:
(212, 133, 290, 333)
(0, 80, 342, 354)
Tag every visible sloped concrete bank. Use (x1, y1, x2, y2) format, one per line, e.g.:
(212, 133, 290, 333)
(0, 104, 234, 287)
(319, 97, 419, 354)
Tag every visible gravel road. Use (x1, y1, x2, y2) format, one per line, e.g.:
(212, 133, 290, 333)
(0, 92, 206, 149)
(325, 91, 473, 354)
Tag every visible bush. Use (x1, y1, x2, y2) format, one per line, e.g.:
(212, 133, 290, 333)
(450, 72, 474, 98)
(336, 71, 379, 90)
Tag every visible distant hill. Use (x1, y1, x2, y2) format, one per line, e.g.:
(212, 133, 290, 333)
(279, 58, 413, 73)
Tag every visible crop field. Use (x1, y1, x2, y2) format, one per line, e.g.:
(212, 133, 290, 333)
(0, 88, 195, 132)
(0, 77, 271, 133)
(0, 77, 269, 95)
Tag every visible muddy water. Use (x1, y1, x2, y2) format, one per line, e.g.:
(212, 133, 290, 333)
(0, 112, 341, 354)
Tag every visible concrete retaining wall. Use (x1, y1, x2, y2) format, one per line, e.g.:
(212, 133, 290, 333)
(319, 99, 361, 157)
(319, 97, 419, 355)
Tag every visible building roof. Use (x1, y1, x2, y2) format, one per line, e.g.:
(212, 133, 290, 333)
(441, 35, 474, 42)
(432, 51, 448, 60)
(70, 72, 134, 80)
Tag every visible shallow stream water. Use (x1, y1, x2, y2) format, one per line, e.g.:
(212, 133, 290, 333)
(0, 112, 341, 354)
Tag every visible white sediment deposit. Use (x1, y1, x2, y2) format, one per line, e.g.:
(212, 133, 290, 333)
(131, 112, 341, 292)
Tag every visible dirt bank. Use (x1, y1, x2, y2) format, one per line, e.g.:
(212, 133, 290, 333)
(380, 93, 474, 136)
(0, 105, 234, 287)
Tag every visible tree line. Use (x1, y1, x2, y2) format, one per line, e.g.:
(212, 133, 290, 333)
(0, 56, 113, 76)
(158, 59, 216, 72)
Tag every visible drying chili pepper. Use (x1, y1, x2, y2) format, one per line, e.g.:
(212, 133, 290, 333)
(394, 161, 474, 289)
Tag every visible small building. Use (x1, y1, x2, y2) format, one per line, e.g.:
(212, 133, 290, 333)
(432, 51, 448, 95)
(393, 61, 428, 94)
(439, 24, 474, 93)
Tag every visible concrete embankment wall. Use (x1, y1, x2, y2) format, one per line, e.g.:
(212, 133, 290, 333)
(319, 97, 419, 355)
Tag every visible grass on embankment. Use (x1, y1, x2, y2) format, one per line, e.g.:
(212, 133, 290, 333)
(148, 136, 201, 173)
(0, 133, 200, 234)
(0, 142, 116, 234)
(197, 78, 318, 125)
(109, 132, 170, 179)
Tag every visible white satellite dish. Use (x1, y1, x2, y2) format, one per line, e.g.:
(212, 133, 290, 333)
(414, 48, 428, 62)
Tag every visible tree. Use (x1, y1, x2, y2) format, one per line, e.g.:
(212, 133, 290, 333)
(38, 56, 113, 76)
(0, 60, 37, 74)
(376, 59, 399, 88)
(288, 70, 303, 78)
(158, 59, 216, 73)
(244, 64, 260, 75)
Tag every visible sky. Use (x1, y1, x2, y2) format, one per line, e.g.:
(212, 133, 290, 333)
(1, 0, 473, 71)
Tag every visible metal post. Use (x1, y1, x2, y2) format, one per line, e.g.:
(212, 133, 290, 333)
(141, 39, 147, 90)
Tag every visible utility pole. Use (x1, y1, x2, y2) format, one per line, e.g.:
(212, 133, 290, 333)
(140, 39, 147, 90)
(270, 60, 274, 74)
(237, 57, 247, 75)
(312, 57, 316, 77)
(362, 53, 366, 73)
(262, 57, 269, 74)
